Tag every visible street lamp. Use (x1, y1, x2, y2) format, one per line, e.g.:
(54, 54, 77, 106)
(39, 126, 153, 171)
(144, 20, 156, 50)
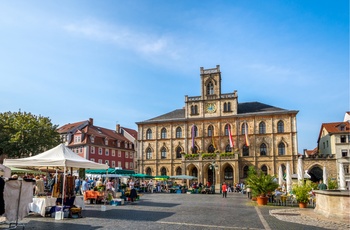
(209, 161, 218, 193)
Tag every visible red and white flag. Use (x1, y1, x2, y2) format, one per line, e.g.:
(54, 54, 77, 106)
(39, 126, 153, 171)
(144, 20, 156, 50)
(228, 124, 234, 148)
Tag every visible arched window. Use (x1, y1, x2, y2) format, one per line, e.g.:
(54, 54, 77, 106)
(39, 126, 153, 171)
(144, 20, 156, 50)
(277, 120, 284, 133)
(260, 143, 267, 156)
(161, 147, 167, 159)
(243, 166, 249, 178)
(192, 125, 198, 137)
(208, 144, 215, 153)
(227, 102, 231, 111)
(191, 167, 198, 177)
(224, 166, 233, 180)
(146, 148, 152, 159)
(161, 128, 167, 139)
(261, 165, 268, 175)
(224, 124, 229, 136)
(176, 147, 182, 158)
(259, 121, 266, 134)
(225, 144, 231, 153)
(206, 81, 214, 95)
(176, 127, 182, 138)
(241, 123, 248, 135)
(224, 102, 227, 112)
(160, 167, 167, 176)
(278, 142, 285, 155)
(242, 144, 249, 156)
(146, 128, 152, 139)
(146, 167, 152, 176)
(208, 125, 214, 137)
(176, 167, 182, 175)
(192, 145, 198, 154)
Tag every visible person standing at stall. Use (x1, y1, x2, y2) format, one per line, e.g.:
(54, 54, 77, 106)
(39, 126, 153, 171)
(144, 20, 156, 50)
(82, 178, 90, 197)
(75, 177, 81, 195)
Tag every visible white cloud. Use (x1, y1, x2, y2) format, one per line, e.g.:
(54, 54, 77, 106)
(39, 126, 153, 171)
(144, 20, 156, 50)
(63, 19, 179, 60)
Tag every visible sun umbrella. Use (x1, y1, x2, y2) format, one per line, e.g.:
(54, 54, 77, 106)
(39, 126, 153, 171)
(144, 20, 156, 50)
(133, 173, 154, 179)
(286, 162, 292, 193)
(323, 166, 328, 188)
(297, 157, 304, 185)
(339, 163, 346, 190)
(170, 175, 197, 180)
(278, 165, 284, 187)
(154, 175, 169, 180)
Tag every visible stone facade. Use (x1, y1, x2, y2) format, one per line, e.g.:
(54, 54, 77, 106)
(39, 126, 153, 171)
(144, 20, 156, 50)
(136, 65, 299, 188)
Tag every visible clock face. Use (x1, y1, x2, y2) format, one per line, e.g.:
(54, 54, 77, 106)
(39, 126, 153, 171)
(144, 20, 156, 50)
(206, 103, 216, 113)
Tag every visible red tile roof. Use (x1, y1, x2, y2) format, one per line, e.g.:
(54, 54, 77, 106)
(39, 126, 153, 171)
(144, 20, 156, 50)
(57, 120, 87, 133)
(317, 121, 350, 143)
(122, 127, 137, 138)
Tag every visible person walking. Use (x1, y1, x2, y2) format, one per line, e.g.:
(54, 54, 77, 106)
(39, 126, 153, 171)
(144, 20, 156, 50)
(222, 182, 227, 198)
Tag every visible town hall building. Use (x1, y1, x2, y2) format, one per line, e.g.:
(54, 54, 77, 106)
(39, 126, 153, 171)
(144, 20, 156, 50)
(136, 65, 299, 189)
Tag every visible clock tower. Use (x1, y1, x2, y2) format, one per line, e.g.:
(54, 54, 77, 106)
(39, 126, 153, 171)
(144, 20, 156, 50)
(184, 65, 238, 119)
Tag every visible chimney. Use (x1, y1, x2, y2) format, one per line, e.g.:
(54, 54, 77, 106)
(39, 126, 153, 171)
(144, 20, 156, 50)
(116, 124, 120, 133)
(89, 118, 93, 125)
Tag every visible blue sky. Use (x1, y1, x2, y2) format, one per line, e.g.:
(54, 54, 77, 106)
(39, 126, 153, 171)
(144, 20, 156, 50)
(0, 0, 348, 153)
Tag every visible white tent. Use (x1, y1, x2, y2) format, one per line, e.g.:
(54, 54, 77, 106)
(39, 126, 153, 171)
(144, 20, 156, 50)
(3, 143, 108, 219)
(3, 144, 108, 169)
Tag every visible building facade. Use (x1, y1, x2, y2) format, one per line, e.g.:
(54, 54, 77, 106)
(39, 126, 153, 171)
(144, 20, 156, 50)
(57, 118, 137, 170)
(136, 65, 299, 188)
(316, 114, 350, 189)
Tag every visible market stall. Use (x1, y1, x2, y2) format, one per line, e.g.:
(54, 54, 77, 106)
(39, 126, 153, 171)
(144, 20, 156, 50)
(3, 143, 108, 220)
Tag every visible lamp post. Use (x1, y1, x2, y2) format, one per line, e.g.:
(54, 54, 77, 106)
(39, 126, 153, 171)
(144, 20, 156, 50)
(209, 161, 218, 193)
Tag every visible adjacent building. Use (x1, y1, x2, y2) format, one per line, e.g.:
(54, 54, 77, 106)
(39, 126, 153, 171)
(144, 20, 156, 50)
(136, 65, 299, 188)
(316, 113, 350, 189)
(57, 118, 137, 170)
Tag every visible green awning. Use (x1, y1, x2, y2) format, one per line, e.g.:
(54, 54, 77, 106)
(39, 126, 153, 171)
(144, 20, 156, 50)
(86, 168, 135, 175)
(133, 173, 154, 179)
(10, 167, 43, 175)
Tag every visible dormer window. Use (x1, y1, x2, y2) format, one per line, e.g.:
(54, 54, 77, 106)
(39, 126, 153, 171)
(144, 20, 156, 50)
(74, 136, 81, 143)
(90, 135, 95, 143)
(105, 138, 108, 145)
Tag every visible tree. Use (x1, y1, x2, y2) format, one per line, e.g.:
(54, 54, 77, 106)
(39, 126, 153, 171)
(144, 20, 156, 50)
(0, 111, 61, 158)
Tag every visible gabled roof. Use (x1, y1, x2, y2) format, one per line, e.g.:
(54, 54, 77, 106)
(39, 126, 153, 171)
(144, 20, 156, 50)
(317, 122, 350, 143)
(121, 127, 137, 139)
(57, 120, 87, 133)
(304, 147, 318, 157)
(137, 102, 294, 124)
(58, 119, 134, 146)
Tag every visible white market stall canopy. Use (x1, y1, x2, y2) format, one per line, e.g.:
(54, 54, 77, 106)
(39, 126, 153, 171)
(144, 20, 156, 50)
(3, 144, 108, 170)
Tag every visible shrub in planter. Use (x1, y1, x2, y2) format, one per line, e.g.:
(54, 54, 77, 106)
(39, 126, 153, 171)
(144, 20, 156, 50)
(245, 166, 278, 205)
(292, 182, 312, 207)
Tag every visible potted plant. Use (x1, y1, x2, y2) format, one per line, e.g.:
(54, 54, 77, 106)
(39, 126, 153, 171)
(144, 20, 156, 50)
(292, 182, 312, 208)
(245, 166, 278, 205)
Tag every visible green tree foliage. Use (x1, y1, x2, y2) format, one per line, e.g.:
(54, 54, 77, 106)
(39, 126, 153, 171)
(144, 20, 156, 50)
(246, 166, 279, 197)
(0, 111, 61, 158)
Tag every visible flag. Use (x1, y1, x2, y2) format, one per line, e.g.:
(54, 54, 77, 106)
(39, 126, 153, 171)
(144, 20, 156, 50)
(212, 134, 216, 150)
(191, 125, 195, 149)
(228, 124, 234, 148)
(244, 123, 250, 146)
